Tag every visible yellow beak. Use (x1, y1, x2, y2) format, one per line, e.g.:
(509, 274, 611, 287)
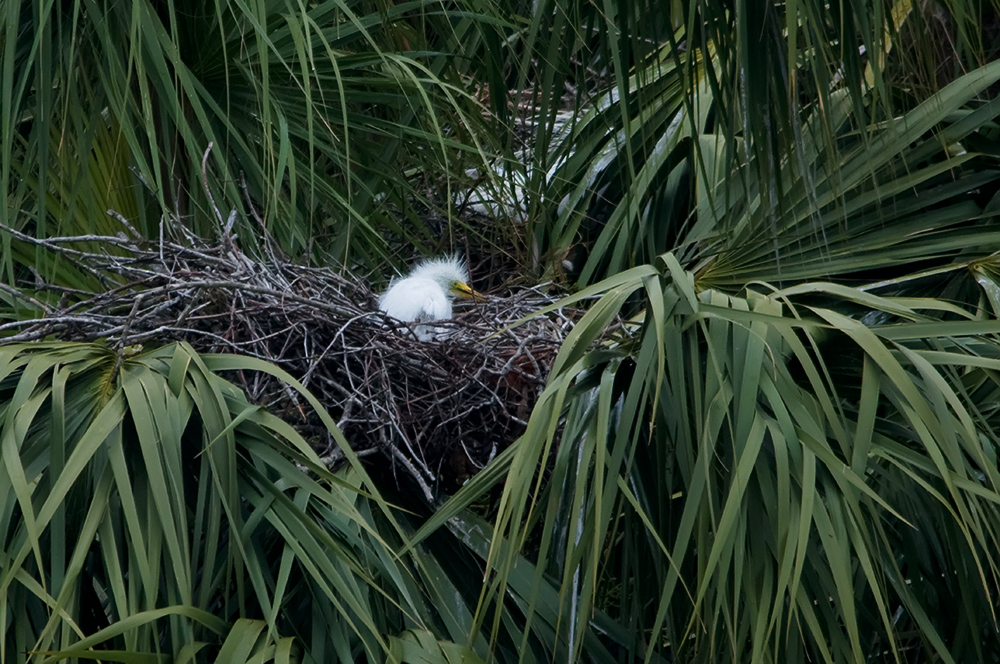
(451, 282, 485, 301)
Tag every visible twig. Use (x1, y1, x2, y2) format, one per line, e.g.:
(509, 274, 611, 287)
(0, 211, 596, 495)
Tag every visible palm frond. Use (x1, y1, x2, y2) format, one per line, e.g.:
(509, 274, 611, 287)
(0, 341, 603, 663)
(461, 253, 1000, 661)
(1, 0, 504, 279)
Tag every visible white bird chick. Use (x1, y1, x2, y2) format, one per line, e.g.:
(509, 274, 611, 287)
(379, 255, 480, 341)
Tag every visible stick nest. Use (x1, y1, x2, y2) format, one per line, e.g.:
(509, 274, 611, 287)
(1, 221, 595, 498)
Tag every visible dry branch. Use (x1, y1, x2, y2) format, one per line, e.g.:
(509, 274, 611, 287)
(0, 217, 608, 496)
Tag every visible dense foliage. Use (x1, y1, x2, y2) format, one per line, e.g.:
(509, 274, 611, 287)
(5, 0, 1000, 662)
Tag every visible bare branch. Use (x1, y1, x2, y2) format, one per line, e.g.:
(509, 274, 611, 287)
(0, 211, 604, 497)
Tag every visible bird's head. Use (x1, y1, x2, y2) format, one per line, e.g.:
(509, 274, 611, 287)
(411, 255, 484, 301)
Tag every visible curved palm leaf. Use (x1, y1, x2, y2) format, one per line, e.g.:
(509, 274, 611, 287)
(0, 341, 615, 663)
(446, 255, 1000, 662)
(0, 0, 503, 279)
(427, 53, 1000, 662)
(522, 1, 1000, 286)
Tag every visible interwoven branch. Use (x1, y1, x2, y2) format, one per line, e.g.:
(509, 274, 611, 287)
(1, 217, 604, 497)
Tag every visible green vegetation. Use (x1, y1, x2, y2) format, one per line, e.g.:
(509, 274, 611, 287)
(5, 0, 1000, 662)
